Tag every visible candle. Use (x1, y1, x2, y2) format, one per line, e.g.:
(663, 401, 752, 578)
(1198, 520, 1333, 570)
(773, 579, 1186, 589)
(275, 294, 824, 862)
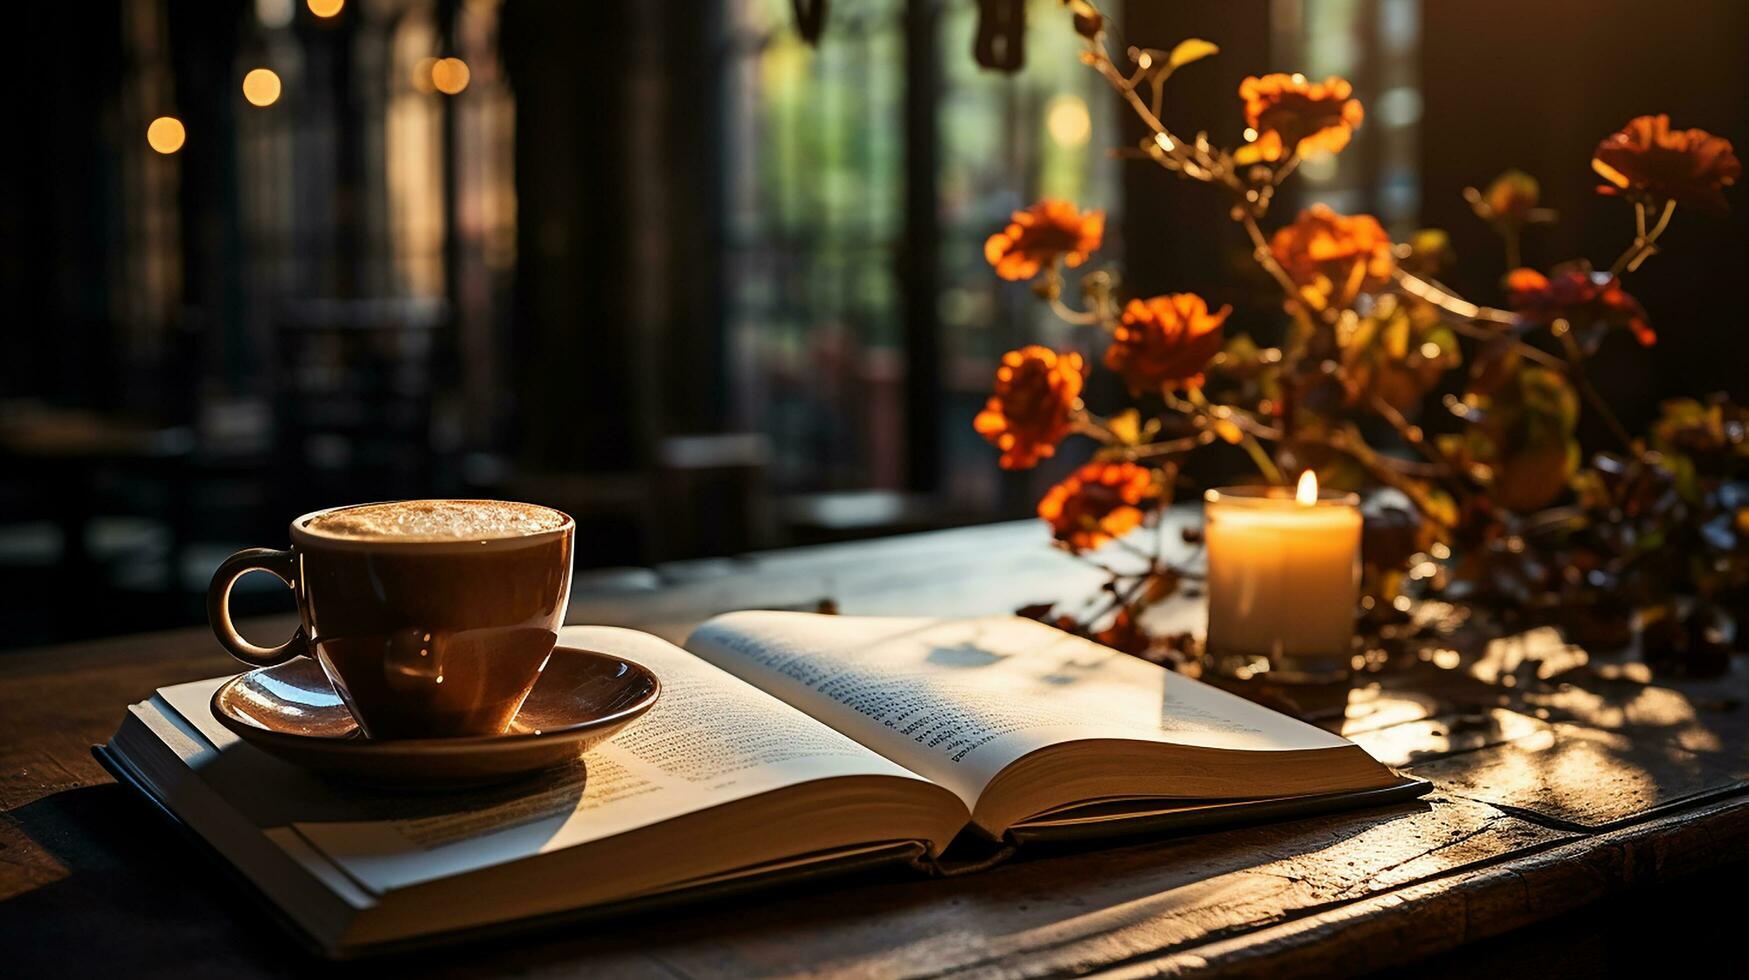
(1203, 472, 1362, 682)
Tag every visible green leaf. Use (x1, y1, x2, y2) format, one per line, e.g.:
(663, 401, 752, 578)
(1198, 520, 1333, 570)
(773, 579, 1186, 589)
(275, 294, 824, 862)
(1668, 452, 1700, 504)
(1165, 39, 1220, 73)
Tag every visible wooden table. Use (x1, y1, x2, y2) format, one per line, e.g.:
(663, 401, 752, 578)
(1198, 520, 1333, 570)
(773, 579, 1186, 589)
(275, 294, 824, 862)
(4, 520, 1748, 976)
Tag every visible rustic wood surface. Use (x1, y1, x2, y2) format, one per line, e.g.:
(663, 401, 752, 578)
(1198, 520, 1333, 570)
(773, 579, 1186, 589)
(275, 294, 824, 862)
(3, 519, 1749, 976)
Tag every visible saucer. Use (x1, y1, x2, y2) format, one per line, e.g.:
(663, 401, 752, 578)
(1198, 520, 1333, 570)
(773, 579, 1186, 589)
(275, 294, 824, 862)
(210, 646, 660, 787)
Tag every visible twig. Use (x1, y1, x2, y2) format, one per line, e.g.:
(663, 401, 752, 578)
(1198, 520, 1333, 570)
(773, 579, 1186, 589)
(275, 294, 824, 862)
(1084, 562, 1155, 629)
(1392, 267, 1515, 324)
(1553, 324, 1637, 450)
(1074, 556, 1147, 580)
(1390, 267, 1568, 371)
(1112, 537, 1156, 562)
(1241, 212, 1322, 321)
(1085, 43, 1239, 193)
(1327, 427, 1457, 531)
(1070, 409, 1119, 445)
(1609, 199, 1677, 278)
(1238, 432, 1284, 484)
(1184, 387, 1286, 484)
(1362, 453, 1450, 479)
(1050, 294, 1101, 326)
(1368, 394, 1459, 476)
(1088, 51, 1195, 173)
(1271, 152, 1302, 187)
(1182, 397, 1285, 442)
(1116, 431, 1217, 461)
(1435, 315, 1566, 369)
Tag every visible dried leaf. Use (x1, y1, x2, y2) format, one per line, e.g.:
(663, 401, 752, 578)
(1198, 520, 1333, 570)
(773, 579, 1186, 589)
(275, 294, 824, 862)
(1165, 38, 1219, 72)
(1066, 0, 1104, 39)
(1382, 307, 1410, 359)
(1108, 409, 1142, 445)
(1142, 569, 1183, 604)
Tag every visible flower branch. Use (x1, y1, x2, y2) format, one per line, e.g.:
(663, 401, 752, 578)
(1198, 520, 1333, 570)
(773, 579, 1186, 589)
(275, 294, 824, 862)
(973, 2, 1741, 665)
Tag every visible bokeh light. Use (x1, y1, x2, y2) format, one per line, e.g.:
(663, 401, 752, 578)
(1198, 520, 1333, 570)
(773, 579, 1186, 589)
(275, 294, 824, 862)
(1045, 94, 1091, 148)
(306, 0, 343, 18)
(146, 116, 185, 155)
(242, 68, 282, 108)
(255, 0, 293, 29)
(431, 57, 471, 96)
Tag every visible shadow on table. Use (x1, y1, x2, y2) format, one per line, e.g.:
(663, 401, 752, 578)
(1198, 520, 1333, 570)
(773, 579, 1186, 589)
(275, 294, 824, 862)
(0, 784, 314, 977)
(1207, 614, 1749, 831)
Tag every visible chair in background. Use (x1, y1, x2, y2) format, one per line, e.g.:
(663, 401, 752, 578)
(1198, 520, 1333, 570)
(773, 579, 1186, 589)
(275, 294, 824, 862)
(268, 299, 447, 521)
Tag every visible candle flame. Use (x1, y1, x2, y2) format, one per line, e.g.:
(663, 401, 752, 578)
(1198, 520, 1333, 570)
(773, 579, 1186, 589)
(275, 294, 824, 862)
(1295, 470, 1318, 505)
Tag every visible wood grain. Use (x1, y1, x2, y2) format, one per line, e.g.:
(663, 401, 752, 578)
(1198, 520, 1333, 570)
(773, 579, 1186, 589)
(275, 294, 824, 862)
(3, 519, 1749, 975)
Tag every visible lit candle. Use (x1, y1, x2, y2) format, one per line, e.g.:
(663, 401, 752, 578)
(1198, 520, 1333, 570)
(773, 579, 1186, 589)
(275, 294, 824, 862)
(1203, 472, 1362, 682)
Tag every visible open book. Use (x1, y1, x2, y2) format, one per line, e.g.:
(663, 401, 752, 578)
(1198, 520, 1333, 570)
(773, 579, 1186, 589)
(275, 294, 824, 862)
(98, 613, 1425, 957)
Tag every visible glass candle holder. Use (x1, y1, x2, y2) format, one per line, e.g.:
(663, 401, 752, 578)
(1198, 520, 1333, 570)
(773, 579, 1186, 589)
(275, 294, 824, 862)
(1202, 480, 1362, 684)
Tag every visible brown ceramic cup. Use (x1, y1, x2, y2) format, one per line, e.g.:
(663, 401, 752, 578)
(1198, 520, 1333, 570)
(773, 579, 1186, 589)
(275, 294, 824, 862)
(206, 500, 575, 739)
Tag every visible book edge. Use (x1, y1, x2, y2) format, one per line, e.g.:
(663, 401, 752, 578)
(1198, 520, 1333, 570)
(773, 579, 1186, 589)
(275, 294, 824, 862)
(1003, 775, 1433, 845)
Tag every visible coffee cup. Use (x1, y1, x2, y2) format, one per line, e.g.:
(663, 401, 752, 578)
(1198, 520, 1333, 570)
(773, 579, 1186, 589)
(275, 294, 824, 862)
(207, 500, 575, 739)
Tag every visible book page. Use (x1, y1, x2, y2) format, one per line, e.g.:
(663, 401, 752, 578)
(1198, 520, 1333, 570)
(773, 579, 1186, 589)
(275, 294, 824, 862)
(155, 625, 946, 895)
(686, 613, 1355, 811)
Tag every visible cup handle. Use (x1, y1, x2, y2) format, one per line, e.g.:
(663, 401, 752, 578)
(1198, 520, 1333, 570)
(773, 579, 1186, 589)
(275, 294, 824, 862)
(207, 548, 308, 668)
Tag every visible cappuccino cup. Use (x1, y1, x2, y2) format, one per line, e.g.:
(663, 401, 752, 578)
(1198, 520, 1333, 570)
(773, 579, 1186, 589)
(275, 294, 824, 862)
(207, 500, 575, 739)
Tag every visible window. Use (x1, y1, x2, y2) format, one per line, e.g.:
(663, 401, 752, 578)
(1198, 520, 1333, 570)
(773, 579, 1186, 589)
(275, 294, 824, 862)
(721, 0, 1122, 504)
(936, 0, 1121, 507)
(1274, 0, 1421, 233)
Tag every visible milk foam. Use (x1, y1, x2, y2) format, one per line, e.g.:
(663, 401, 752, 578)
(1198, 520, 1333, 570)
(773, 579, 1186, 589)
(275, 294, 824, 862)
(302, 500, 568, 542)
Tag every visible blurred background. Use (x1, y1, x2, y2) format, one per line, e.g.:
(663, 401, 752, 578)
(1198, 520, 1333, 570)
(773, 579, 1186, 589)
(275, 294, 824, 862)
(4, 0, 1748, 646)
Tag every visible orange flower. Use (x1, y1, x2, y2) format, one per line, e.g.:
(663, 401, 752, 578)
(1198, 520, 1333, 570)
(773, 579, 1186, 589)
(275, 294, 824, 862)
(1506, 268, 1654, 347)
(1269, 205, 1395, 310)
(1105, 293, 1230, 394)
(984, 200, 1105, 281)
(1037, 461, 1158, 552)
(1593, 114, 1741, 215)
(1239, 73, 1364, 162)
(974, 346, 1086, 469)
